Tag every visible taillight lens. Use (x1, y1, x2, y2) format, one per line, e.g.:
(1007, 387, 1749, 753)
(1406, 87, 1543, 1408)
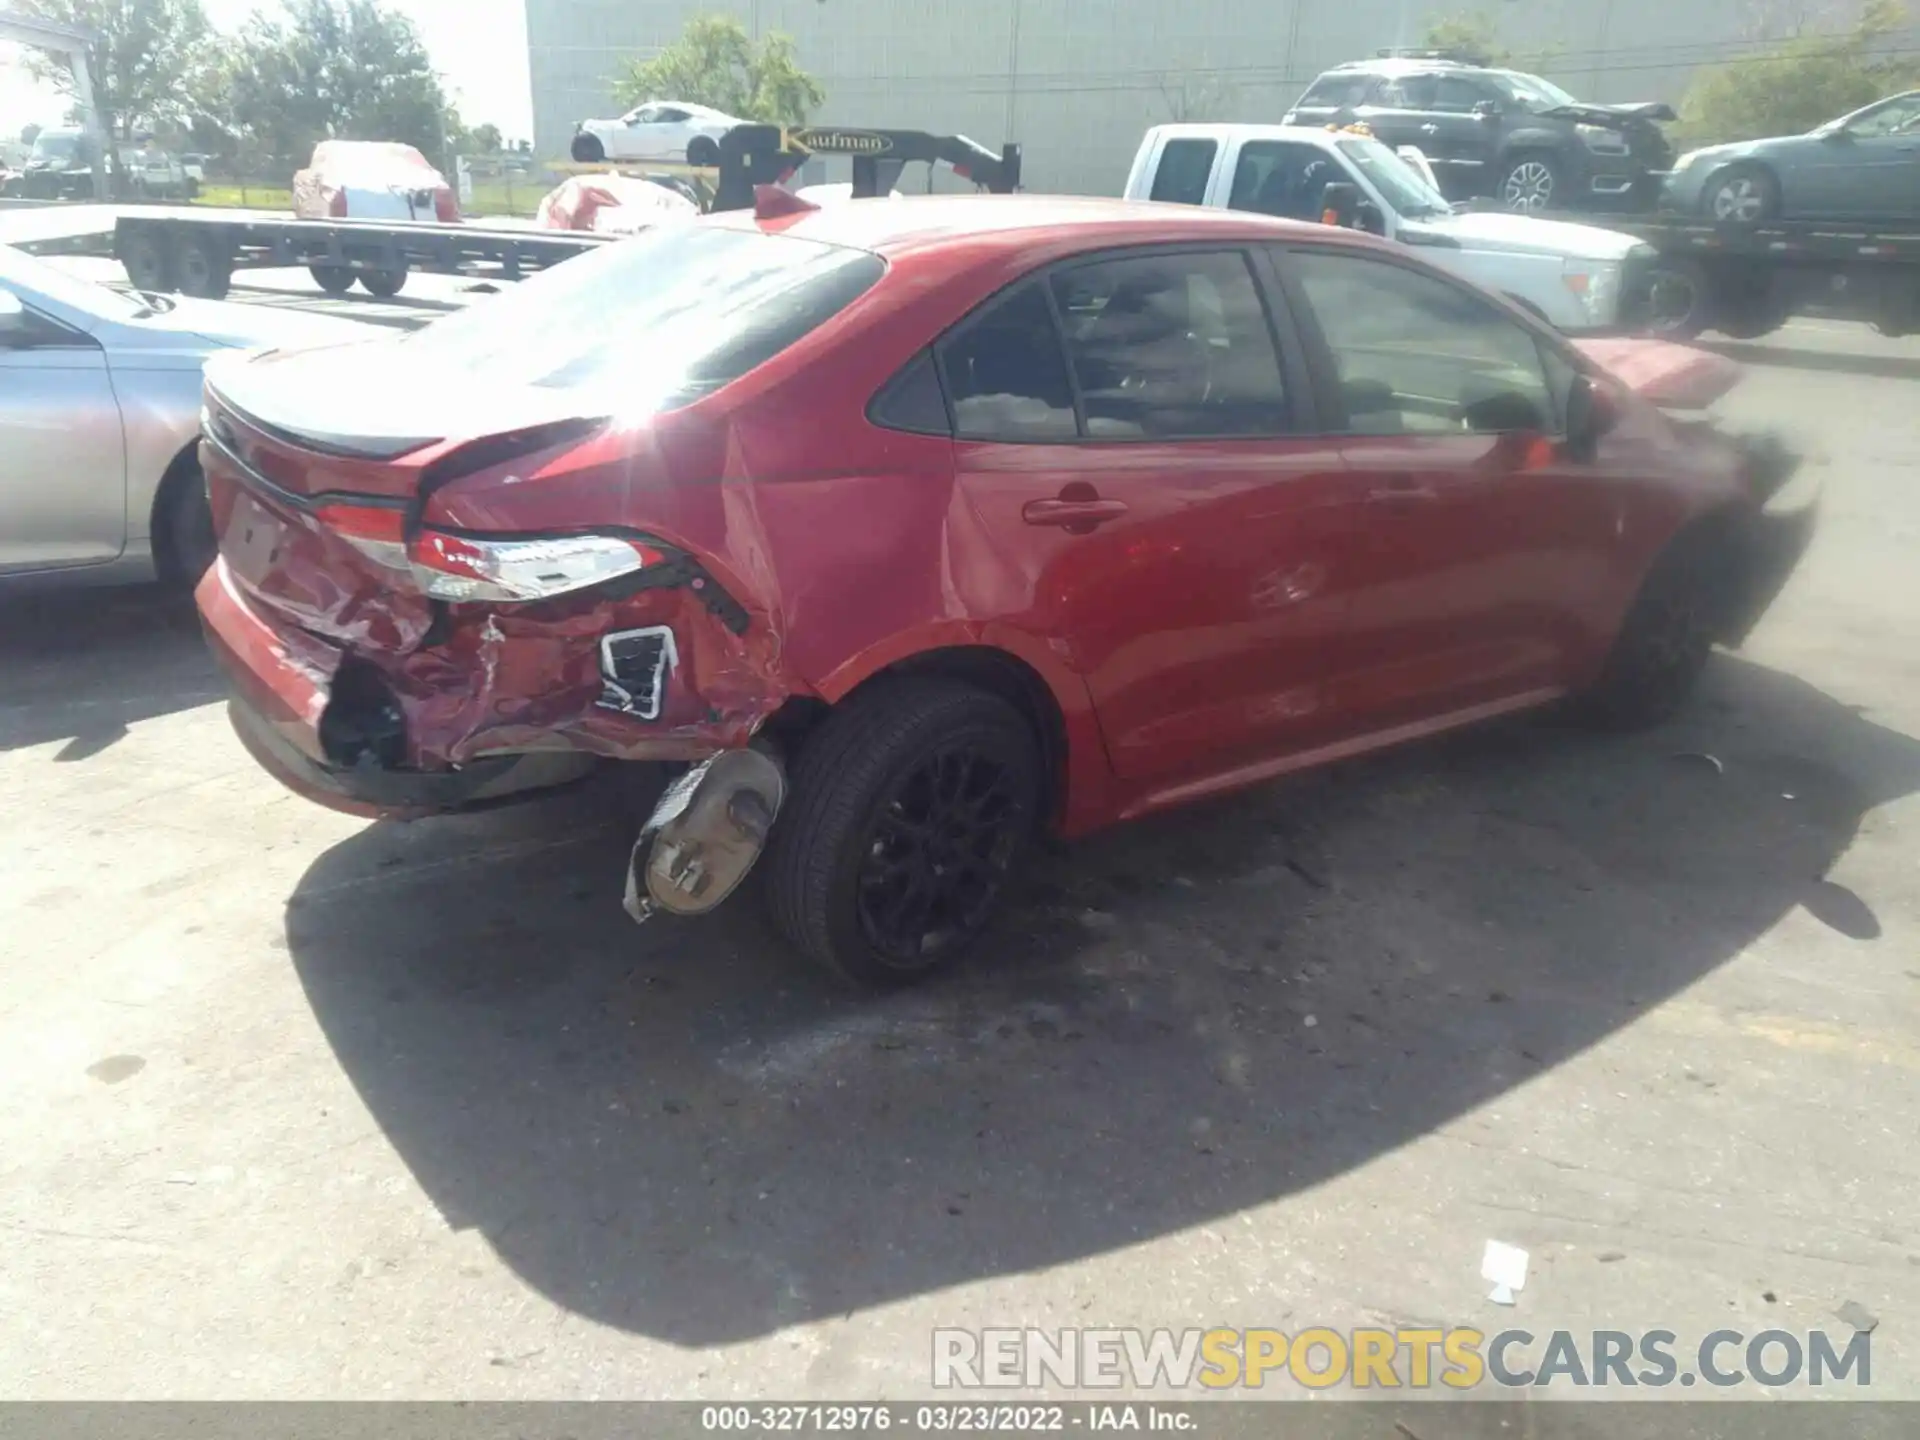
(407, 530, 666, 603)
(310, 503, 665, 603)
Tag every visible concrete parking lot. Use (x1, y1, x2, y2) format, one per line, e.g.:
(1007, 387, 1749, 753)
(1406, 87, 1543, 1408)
(2, 321, 1917, 1401)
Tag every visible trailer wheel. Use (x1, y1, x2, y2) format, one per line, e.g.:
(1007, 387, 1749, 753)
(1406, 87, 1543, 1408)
(175, 232, 233, 299)
(687, 134, 722, 167)
(120, 229, 174, 293)
(360, 267, 408, 298)
(570, 133, 606, 163)
(309, 264, 355, 295)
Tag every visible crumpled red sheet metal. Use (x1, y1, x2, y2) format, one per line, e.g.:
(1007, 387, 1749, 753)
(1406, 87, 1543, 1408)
(385, 586, 789, 767)
(535, 173, 699, 235)
(1573, 335, 1743, 410)
(292, 140, 461, 224)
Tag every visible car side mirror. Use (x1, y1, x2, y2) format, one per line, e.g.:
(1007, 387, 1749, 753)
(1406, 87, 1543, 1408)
(1564, 374, 1618, 461)
(0, 289, 26, 338)
(1473, 99, 1502, 120)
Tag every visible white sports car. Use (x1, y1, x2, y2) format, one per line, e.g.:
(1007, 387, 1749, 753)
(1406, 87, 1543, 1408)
(570, 101, 744, 166)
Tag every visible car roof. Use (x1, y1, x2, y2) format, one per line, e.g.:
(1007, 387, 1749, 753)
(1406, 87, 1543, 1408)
(703, 192, 1361, 259)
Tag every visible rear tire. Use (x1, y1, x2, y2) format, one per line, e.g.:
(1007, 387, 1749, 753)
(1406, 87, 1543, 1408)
(762, 680, 1042, 989)
(360, 266, 407, 298)
(570, 133, 606, 164)
(1498, 152, 1564, 214)
(157, 456, 217, 589)
(309, 263, 355, 294)
(1573, 541, 1722, 730)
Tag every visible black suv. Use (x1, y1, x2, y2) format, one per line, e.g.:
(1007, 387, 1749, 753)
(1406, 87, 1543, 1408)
(1285, 51, 1676, 214)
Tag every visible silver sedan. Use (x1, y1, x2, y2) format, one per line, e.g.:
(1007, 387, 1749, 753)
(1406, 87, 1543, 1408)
(1, 243, 375, 593)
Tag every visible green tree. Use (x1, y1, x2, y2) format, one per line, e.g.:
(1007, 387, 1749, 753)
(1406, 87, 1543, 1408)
(227, 0, 458, 173)
(1679, 0, 1917, 144)
(16, 0, 220, 177)
(468, 121, 503, 154)
(1418, 10, 1560, 70)
(613, 12, 824, 127)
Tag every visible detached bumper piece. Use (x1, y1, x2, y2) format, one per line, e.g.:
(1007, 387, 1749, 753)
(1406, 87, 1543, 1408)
(625, 748, 787, 924)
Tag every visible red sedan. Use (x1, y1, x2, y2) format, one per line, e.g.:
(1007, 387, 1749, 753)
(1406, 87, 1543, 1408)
(195, 192, 1813, 986)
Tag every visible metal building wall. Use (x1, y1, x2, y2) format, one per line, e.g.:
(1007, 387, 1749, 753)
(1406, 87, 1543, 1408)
(528, 0, 1788, 197)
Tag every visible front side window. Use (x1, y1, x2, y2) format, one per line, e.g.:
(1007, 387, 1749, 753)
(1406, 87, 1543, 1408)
(1845, 94, 1920, 138)
(1287, 250, 1557, 436)
(1148, 139, 1218, 206)
(1049, 251, 1290, 439)
(393, 225, 883, 414)
(1434, 76, 1492, 113)
(937, 281, 1077, 442)
(1229, 141, 1347, 221)
(1375, 74, 1440, 109)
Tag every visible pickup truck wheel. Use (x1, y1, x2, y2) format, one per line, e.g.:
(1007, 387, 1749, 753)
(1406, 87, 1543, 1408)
(360, 266, 408, 298)
(1643, 259, 1710, 340)
(1574, 544, 1720, 730)
(309, 264, 355, 294)
(570, 133, 606, 163)
(762, 680, 1041, 988)
(1704, 165, 1779, 224)
(1498, 153, 1563, 214)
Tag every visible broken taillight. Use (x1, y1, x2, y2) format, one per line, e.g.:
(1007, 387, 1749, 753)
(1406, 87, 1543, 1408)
(313, 502, 667, 604)
(407, 530, 666, 603)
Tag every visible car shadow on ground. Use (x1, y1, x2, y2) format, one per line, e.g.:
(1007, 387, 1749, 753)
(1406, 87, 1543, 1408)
(284, 653, 1920, 1346)
(0, 585, 222, 759)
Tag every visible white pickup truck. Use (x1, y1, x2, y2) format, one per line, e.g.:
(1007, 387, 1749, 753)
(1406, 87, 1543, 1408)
(1124, 123, 1652, 333)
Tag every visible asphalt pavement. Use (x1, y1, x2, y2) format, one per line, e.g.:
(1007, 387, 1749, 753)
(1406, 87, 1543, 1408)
(1, 320, 1917, 1403)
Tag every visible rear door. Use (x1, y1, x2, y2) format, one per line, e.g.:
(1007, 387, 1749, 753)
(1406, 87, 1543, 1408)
(1359, 72, 1438, 155)
(1273, 244, 1611, 727)
(935, 247, 1367, 787)
(0, 286, 126, 573)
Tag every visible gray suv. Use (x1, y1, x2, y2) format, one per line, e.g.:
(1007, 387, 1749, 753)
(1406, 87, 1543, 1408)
(1286, 52, 1676, 214)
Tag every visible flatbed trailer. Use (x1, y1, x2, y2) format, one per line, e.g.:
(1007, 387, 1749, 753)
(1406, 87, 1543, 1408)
(1604, 214, 1920, 340)
(104, 124, 1023, 303)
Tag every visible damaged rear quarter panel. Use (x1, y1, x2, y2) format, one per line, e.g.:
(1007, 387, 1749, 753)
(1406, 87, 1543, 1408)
(417, 252, 1114, 823)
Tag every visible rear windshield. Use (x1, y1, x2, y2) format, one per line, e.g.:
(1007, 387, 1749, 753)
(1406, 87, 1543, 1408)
(397, 224, 884, 410)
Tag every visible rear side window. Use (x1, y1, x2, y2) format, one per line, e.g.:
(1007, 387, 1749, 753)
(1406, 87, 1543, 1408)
(392, 226, 885, 413)
(1148, 138, 1218, 206)
(937, 281, 1078, 442)
(1049, 250, 1290, 438)
(1295, 72, 1379, 110)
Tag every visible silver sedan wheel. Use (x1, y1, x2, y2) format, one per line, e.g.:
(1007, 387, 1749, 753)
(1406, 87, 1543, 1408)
(1710, 175, 1768, 222)
(1501, 160, 1555, 213)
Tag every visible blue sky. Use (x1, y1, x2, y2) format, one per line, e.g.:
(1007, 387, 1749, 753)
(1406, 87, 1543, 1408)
(3, 0, 534, 142)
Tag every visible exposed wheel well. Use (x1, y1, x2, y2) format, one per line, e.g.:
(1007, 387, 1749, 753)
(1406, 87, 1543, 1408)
(764, 646, 1072, 827)
(148, 443, 205, 584)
